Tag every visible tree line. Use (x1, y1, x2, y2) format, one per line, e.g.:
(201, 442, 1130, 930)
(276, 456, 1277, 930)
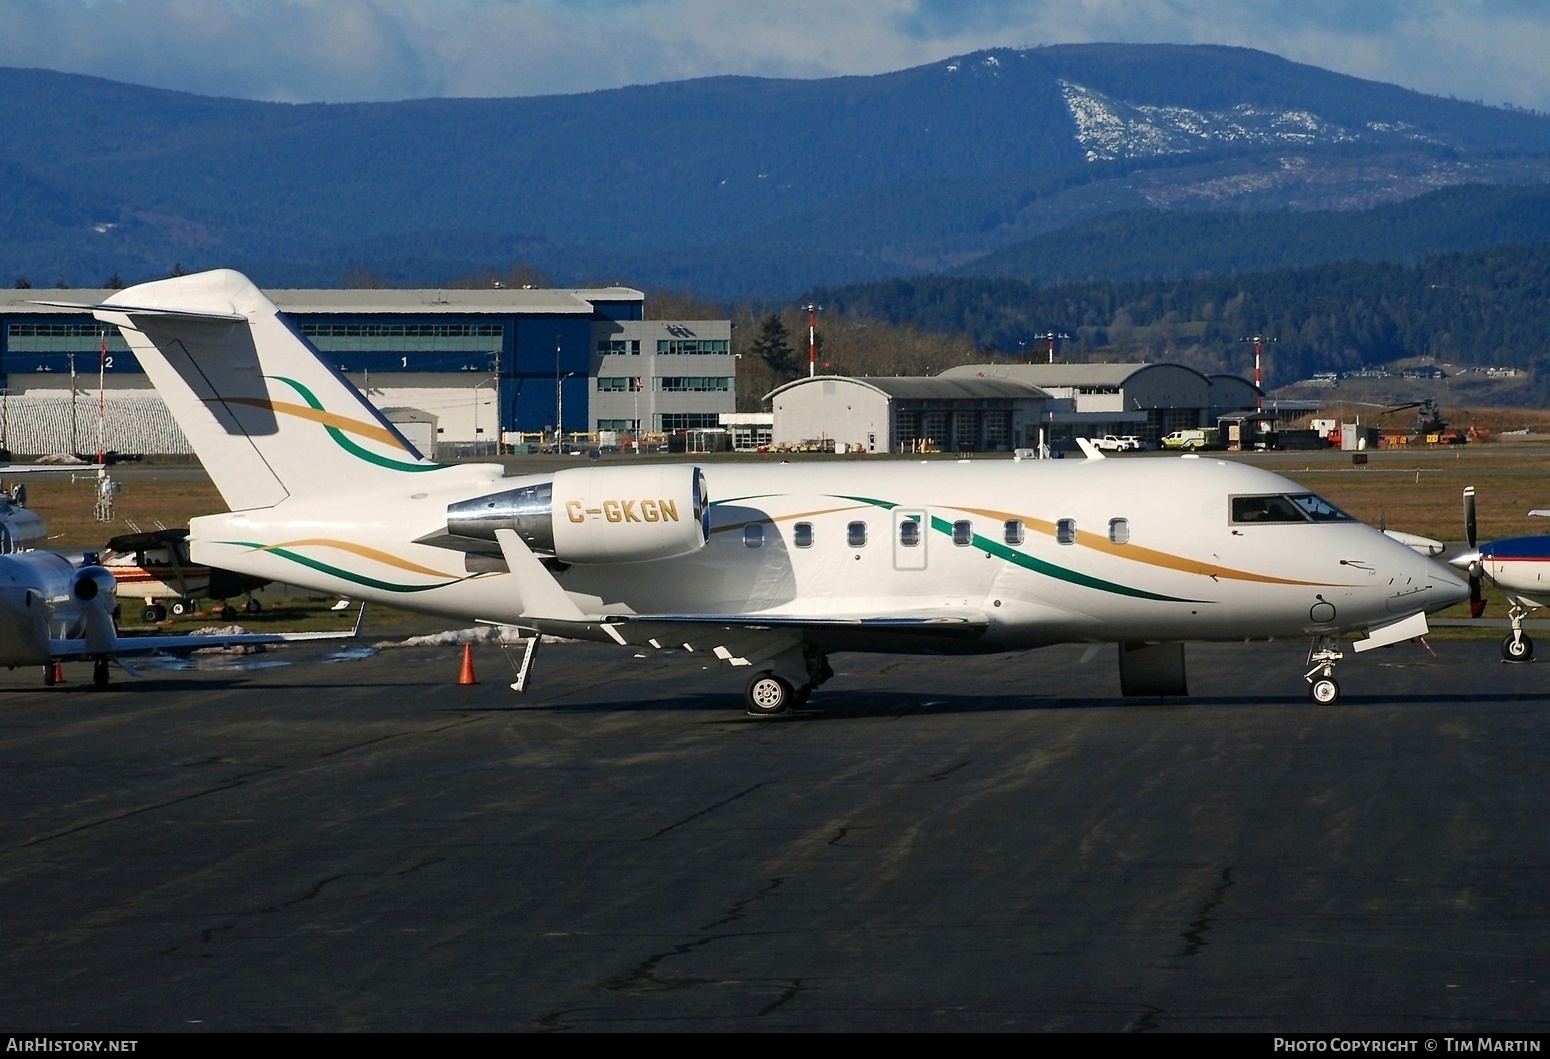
(811, 242, 1550, 391)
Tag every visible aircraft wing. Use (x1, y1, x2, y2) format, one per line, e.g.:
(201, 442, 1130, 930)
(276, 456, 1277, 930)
(490, 526, 991, 664)
(617, 611, 989, 632)
(47, 605, 367, 662)
(602, 609, 991, 667)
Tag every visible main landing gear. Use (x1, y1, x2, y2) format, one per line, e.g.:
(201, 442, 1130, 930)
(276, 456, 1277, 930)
(745, 671, 796, 716)
(1502, 603, 1534, 662)
(1305, 636, 1344, 705)
(743, 645, 833, 717)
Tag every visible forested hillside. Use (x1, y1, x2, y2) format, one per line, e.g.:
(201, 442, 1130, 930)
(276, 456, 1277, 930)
(812, 243, 1550, 391)
(957, 184, 1550, 285)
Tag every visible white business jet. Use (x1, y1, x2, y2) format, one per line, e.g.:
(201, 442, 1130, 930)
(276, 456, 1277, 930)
(0, 487, 364, 688)
(82, 270, 1467, 713)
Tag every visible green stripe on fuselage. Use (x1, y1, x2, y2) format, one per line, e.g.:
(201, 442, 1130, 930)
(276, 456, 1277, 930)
(217, 541, 466, 593)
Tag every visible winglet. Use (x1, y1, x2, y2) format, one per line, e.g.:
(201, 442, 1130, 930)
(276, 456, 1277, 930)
(1073, 437, 1106, 460)
(493, 528, 589, 622)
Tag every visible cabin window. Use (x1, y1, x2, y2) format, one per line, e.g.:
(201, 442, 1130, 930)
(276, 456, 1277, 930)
(1056, 518, 1076, 545)
(743, 523, 765, 548)
(952, 520, 973, 547)
(899, 519, 921, 547)
(793, 522, 814, 549)
(847, 521, 868, 548)
(1003, 520, 1024, 546)
(1108, 518, 1130, 545)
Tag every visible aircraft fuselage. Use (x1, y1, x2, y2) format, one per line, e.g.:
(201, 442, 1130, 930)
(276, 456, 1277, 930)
(187, 456, 1465, 652)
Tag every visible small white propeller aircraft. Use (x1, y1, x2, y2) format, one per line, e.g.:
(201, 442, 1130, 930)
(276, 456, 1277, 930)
(79, 270, 1468, 713)
(0, 488, 365, 688)
(1450, 485, 1550, 661)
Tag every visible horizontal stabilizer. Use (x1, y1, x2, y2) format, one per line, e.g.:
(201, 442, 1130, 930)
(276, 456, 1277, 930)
(48, 603, 366, 662)
(35, 299, 247, 322)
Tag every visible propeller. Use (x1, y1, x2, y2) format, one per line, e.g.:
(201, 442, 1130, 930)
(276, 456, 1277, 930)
(1464, 486, 1485, 618)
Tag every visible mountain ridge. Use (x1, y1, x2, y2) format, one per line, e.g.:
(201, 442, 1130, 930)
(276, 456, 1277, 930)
(3, 45, 1549, 295)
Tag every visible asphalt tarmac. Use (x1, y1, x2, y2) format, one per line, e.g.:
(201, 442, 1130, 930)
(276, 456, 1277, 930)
(1, 635, 1546, 1032)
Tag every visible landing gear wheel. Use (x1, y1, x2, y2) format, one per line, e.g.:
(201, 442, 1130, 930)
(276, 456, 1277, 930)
(219, 605, 238, 620)
(92, 660, 109, 690)
(1503, 634, 1534, 662)
(244, 598, 262, 614)
(745, 671, 793, 717)
(1310, 677, 1340, 705)
(142, 604, 167, 624)
(43, 664, 56, 687)
(170, 598, 194, 617)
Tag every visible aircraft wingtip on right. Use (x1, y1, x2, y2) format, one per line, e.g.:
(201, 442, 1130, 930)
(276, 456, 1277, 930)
(95, 268, 1471, 713)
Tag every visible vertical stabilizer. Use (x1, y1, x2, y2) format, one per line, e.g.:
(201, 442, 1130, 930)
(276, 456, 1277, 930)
(95, 270, 440, 511)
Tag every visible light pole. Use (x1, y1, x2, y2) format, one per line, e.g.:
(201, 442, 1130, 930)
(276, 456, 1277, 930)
(473, 375, 499, 455)
(805, 303, 820, 377)
(491, 345, 502, 455)
(556, 372, 577, 452)
(68, 351, 78, 456)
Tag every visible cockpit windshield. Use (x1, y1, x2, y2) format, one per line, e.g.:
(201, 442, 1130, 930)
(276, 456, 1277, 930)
(1286, 493, 1354, 522)
(1231, 493, 1355, 525)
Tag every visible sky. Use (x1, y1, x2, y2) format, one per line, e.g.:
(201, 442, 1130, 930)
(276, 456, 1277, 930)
(3, 0, 1550, 112)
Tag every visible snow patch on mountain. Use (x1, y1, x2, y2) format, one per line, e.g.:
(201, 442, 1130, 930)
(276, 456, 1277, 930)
(1061, 81, 1358, 162)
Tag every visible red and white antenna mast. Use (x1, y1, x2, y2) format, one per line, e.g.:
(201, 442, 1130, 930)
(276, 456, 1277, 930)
(1240, 335, 1276, 410)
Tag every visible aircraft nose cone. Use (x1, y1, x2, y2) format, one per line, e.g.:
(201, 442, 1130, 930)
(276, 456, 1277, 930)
(1433, 566, 1472, 609)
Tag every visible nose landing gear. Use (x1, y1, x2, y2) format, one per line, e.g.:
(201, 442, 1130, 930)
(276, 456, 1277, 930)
(1502, 604, 1534, 662)
(1305, 637, 1344, 705)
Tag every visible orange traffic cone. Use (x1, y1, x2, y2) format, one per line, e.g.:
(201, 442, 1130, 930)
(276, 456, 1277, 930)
(50, 661, 66, 685)
(458, 643, 478, 685)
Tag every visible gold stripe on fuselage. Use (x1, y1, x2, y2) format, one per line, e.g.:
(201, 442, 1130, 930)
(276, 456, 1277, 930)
(958, 505, 1346, 587)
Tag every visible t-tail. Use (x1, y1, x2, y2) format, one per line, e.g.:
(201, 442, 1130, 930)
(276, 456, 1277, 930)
(92, 269, 443, 511)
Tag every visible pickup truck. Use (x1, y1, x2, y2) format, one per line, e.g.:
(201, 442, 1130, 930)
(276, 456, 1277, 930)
(1092, 434, 1143, 452)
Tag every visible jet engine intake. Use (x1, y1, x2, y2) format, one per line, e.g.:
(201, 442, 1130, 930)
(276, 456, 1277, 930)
(72, 565, 119, 606)
(447, 465, 708, 564)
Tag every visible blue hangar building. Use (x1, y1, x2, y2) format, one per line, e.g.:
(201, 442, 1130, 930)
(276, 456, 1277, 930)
(0, 284, 733, 455)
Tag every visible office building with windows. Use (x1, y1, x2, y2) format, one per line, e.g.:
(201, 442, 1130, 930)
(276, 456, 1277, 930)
(590, 319, 735, 438)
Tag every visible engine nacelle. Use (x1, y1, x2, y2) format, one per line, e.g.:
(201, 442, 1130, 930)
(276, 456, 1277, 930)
(72, 565, 119, 606)
(447, 465, 708, 564)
